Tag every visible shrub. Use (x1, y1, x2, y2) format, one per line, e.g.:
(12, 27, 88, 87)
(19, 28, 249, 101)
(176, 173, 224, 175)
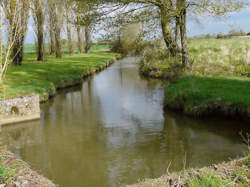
(216, 33, 224, 39)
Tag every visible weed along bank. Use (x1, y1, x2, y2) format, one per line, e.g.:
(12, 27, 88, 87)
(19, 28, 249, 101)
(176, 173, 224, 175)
(0, 94, 40, 126)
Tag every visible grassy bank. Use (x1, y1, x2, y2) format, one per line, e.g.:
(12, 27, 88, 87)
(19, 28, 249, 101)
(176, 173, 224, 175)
(164, 76, 250, 119)
(128, 154, 250, 187)
(0, 52, 118, 102)
(0, 147, 55, 186)
(140, 38, 250, 119)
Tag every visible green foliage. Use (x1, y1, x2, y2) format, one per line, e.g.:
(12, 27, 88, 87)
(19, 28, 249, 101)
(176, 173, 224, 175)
(216, 33, 224, 39)
(0, 148, 22, 185)
(187, 172, 224, 187)
(0, 165, 16, 185)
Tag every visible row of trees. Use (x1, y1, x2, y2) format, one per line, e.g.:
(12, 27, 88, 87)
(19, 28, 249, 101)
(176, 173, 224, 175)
(0, 0, 245, 83)
(102, 0, 244, 67)
(0, 0, 96, 64)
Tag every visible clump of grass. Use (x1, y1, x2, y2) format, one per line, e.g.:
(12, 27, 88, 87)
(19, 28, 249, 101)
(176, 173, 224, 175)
(0, 147, 21, 185)
(187, 171, 225, 187)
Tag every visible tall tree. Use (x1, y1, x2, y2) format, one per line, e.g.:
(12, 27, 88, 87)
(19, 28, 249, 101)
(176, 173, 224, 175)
(49, 0, 63, 58)
(64, 0, 74, 56)
(48, 1, 56, 55)
(31, 0, 45, 61)
(2, 0, 29, 66)
(0, 2, 25, 82)
(76, 14, 83, 54)
(74, 0, 100, 53)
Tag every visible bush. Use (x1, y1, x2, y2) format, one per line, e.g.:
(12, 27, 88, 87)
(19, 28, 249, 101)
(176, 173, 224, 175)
(216, 33, 224, 39)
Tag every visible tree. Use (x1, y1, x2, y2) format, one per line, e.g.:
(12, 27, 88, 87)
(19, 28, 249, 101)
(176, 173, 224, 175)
(31, 0, 45, 61)
(2, 0, 29, 66)
(0, 2, 25, 83)
(64, 0, 74, 56)
(49, 0, 63, 58)
(47, 1, 56, 55)
(95, 0, 243, 67)
(74, 0, 100, 53)
(75, 12, 83, 53)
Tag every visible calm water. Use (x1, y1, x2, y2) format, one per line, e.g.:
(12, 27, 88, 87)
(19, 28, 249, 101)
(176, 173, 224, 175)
(0, 57, 249, 187)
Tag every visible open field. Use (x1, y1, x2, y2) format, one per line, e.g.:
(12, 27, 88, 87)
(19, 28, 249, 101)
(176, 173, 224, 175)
(23, 44, 110, 54)
(189, 38, 250, 76)
(0, 51, 118, 101)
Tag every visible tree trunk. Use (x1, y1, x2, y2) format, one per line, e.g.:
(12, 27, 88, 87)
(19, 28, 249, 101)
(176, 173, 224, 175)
(53, 2, 62, 59)
(77, 25, 83, 53)
(36, 7, 44, 61)
(48, 2, 56, 55)
(12, 37, 24, 66)
(175, 16, 180, 47)
(54, 26, 62, 58)
(11, 0, 28, 66)
(160, 6, 179, 56)
(49, 13, 56, 55)
(175, 0, 181, 49)
(84, 25, 91, 53)
(67, 20, 74, 56)
(179, 0, 190, 67)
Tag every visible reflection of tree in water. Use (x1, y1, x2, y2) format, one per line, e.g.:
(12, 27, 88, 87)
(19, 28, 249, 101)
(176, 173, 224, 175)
(0, 120, 42, 150)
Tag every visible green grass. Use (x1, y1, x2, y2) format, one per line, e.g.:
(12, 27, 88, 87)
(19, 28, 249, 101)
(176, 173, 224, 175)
(165, 76, 250, 108)
(23, 44, 110, 54)
(0, 51, 118, 100)
(187, 171, 225, 187)
(0, 148, 22, 185)
(188, 38, 250, 76)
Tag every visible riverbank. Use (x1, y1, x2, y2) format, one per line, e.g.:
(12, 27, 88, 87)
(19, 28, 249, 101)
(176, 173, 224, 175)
(127, 155, 250, 187)
(0, 147, 55, 186)
(139, 38, 250, 120)
(140, 65, 250, 121)
(164, 76, 250, 120)
(0, 52, 120, 103)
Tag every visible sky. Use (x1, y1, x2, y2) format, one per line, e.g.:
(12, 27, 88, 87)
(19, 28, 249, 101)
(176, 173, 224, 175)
(24, 6, 250, 44)
(188, 6, 250, 37)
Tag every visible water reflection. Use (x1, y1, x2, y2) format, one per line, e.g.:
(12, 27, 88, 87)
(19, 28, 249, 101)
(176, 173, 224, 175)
(0, 120, 42, 151)
(0, 57, 249, 187)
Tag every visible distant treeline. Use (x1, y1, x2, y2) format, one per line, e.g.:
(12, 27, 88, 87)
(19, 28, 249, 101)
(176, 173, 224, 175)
(191, 29, 250, 39)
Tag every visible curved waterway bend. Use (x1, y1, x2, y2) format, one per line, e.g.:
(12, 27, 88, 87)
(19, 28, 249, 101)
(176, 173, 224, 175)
(0, 57, 249, 187)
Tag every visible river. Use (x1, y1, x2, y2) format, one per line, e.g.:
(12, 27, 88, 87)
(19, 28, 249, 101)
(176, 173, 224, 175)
(0, 57, 249, 187)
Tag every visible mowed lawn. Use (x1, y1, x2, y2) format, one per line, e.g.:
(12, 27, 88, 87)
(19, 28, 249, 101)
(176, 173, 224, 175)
(0, 52, 118, 100)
